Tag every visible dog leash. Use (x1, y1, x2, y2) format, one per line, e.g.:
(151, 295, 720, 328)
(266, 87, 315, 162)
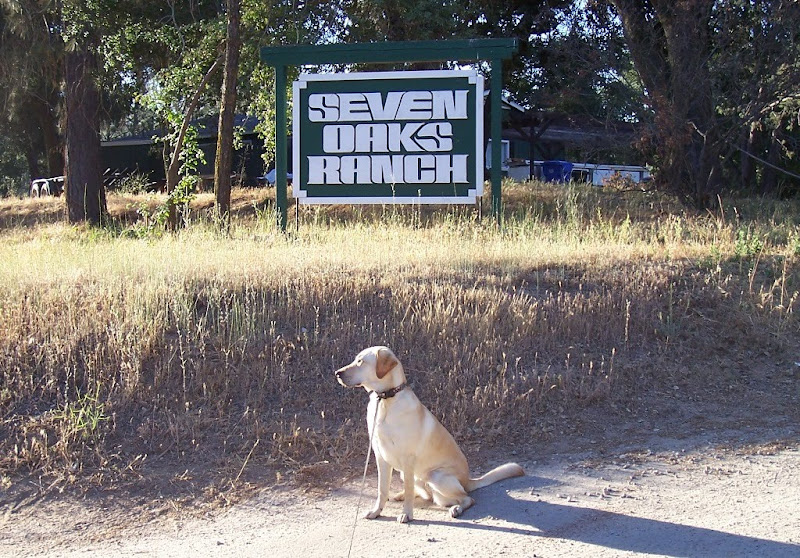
(346, 397, 381, 558)
(346, 384, 408, 557)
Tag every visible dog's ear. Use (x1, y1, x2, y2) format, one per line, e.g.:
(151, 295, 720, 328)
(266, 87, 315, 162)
(375, 348, 399, 379)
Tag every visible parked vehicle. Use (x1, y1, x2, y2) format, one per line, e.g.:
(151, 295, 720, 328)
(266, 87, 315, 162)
(30, 176, 64, 197)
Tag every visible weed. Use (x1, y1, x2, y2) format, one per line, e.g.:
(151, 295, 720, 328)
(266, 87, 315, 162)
(791, 232, 800, 257)
(734, 227, 765, 260)
(53, 384, 110, 445)
(114, 173, 153, 195)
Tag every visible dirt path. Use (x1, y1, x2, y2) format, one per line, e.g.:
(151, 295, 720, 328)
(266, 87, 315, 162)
(3, 432, 798, 558)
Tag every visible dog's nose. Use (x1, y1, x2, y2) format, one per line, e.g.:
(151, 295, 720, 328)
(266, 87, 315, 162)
(335, 367, 352, 387)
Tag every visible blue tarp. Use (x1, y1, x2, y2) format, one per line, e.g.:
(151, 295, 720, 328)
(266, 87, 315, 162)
(542, 160, 573, 182)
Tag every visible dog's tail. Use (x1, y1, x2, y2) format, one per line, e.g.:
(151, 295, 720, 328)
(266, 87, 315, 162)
(466, 463, 525, 491)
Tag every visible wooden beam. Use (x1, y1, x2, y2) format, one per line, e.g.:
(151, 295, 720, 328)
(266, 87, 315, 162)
(261, 39, 518, 66)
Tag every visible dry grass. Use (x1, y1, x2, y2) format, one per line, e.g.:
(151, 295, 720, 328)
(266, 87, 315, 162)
(0, 181, 798, 492)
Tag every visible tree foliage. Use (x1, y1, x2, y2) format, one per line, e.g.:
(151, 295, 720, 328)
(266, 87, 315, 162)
(712, 0, 800, 196)
(498, 2, 643, 122)
(0, 0, 797, 211)
(346, 0, 468, 43)
(0, 1, 63, 182)
(608, 0, 799, 205)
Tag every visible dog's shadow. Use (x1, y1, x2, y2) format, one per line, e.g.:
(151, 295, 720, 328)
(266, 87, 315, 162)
(404, 474, 799, 558)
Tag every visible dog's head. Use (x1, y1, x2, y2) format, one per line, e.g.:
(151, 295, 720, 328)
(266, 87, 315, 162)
(335, 346, 403, 393)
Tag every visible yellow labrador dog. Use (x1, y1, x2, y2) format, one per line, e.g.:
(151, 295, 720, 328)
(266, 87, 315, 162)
(336, 346, 524, 523)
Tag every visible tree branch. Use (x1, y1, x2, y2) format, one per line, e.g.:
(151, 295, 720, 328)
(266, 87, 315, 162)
(166, 54, 223, 195)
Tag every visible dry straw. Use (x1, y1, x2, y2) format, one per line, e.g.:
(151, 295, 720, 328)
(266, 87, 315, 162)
(0, 181, 797, 487)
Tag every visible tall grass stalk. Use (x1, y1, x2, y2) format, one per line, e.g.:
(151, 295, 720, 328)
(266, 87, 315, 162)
(0, 182, 798, 484)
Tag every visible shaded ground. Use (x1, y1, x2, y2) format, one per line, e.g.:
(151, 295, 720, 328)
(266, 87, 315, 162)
(2, 374, 798, 558)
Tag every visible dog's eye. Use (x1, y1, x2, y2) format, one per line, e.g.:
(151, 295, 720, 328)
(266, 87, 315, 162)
(356, 359, 363, 366)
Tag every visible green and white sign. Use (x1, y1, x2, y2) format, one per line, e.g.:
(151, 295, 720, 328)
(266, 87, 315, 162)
(293, 70, 484, 204)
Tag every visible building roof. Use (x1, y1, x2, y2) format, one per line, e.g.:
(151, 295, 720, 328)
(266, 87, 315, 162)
(102, 114, 260, 147)
(484, 91, 637, 148)
(503, 121, 635, 147)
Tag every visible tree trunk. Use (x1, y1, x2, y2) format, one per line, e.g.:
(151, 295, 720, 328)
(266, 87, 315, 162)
(165, 55, 222, 230)
(659, 0, 718, 208)
(39, 93, 64, 177)
(214, 0, 241, 226)
(610, 0, 719, 208)
(25, 145, 41, 184)
(25, 93, 63, 178)
(64, 44, 105, 225)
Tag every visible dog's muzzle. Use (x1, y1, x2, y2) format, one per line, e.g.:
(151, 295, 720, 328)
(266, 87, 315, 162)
(335, 368, 356, 387)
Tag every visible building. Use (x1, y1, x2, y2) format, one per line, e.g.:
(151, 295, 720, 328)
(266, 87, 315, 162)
(485, 94, 649, 185)
(100, 114, 266, 189)
(100, 98, 648, 190)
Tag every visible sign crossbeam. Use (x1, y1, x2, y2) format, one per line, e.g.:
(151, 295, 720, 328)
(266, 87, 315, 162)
(261, 39, 518, 66)
(260, 38, 518, 230)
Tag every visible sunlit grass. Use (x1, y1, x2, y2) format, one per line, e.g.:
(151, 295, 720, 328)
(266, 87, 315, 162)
(0, 181, 797, 486)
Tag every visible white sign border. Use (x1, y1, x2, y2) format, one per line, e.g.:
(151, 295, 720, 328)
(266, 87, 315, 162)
(292, 70, 484, 205)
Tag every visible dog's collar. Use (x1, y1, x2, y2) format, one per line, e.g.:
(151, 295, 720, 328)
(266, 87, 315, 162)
(373, 383, 407, 400)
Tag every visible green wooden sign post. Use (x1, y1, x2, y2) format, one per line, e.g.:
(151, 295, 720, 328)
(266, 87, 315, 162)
(261, 38, 518, 231)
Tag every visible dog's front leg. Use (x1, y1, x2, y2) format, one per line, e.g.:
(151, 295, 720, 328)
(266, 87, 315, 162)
(397, 467, 416, 523)
(365, 455, 392, 520)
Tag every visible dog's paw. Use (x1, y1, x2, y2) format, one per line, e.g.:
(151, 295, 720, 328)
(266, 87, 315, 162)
(390, 491, 405, 502)
(397, 513, 413, 524)
(449, 505, 463, 518)
(364, 509, 381, 520)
